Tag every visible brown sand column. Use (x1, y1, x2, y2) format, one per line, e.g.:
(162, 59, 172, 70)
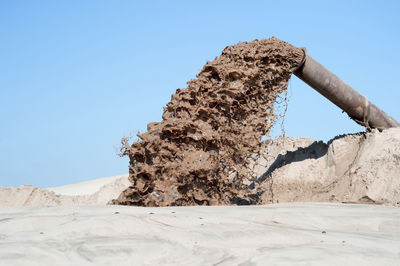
(294, 53, 400, 130)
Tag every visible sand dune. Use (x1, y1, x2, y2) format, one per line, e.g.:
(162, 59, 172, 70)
(46, 174, 128, 196)
(0, 175, 129, 206)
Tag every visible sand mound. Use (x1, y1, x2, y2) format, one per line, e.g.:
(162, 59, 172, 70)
(252, 128, 400, 206)
(0, 175, 129, 207)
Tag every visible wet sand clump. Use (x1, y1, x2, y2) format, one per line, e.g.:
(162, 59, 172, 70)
(114, 38, 304, 206)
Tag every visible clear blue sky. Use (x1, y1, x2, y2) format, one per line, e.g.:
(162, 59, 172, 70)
(1, 1, 399, 187)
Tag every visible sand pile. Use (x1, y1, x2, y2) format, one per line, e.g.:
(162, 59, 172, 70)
(253, 128, 400, 206)
(114, 38, 305, 206)
(0, 175, 129, 207)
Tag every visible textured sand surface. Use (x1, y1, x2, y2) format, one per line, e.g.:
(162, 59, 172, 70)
(0, 203, 399, 265)
(115, 37, 305, 206)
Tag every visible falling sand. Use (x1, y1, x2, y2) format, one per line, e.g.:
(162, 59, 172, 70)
(113, 38, 305, 206)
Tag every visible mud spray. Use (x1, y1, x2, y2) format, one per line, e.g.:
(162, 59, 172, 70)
(113, 38, 304, 206)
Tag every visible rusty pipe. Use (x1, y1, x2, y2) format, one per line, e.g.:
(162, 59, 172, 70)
(294, 53, 400, 130)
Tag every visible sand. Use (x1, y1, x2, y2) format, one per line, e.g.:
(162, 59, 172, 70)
(46, 175, 128, 196)
(254, 127, 400, 206)
(0, 203, 399, 265)
(115, 38, 305, 206)
(0, 175, 129, 207)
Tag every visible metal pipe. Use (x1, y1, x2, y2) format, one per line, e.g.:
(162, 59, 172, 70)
(294, 54, 400, 130)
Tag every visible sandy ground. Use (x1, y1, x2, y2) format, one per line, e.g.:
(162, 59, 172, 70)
(0, 203, 399, 265)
